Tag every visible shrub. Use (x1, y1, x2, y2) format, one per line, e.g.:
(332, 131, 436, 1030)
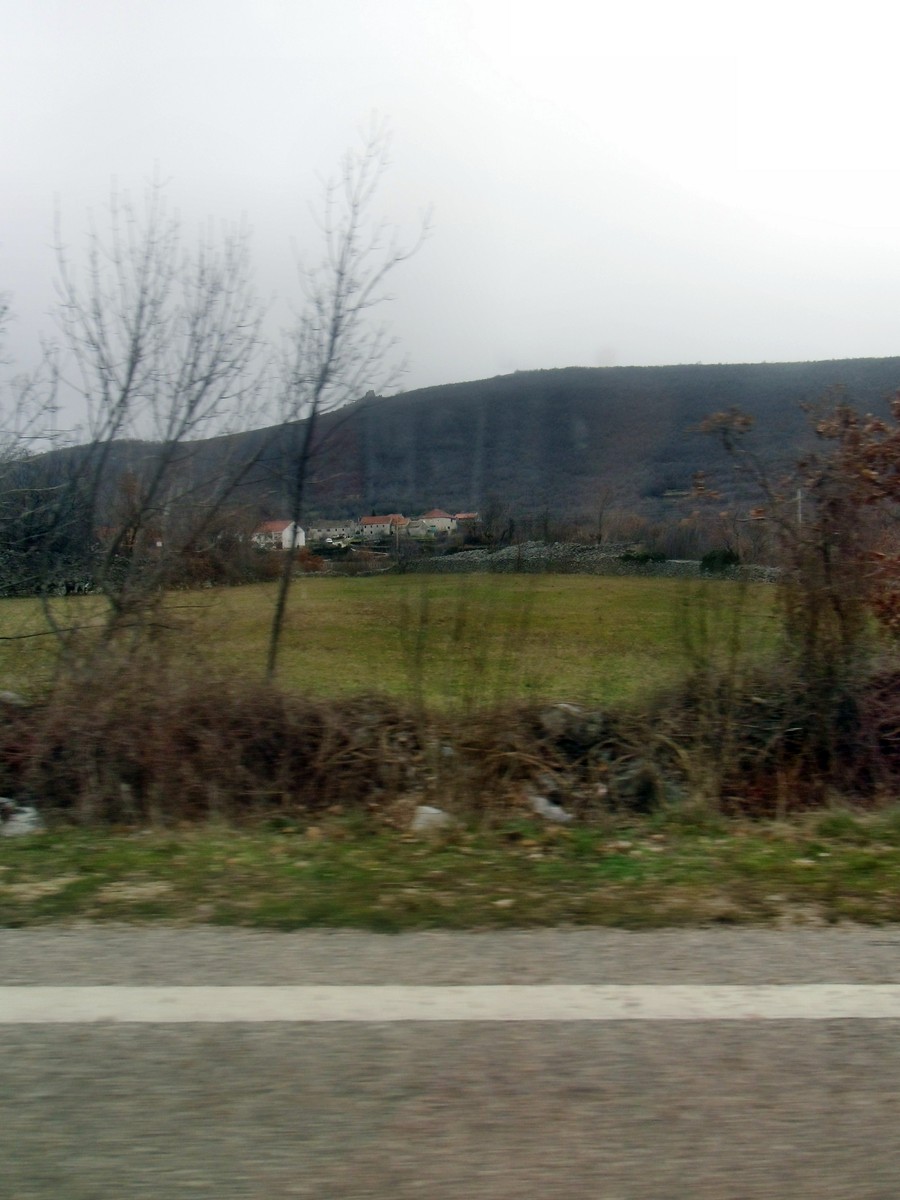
(0, 662, 423, 823)
(0, 661, 627, 826)
(689, 394, 900, 807)
(700, 547, 740, 573)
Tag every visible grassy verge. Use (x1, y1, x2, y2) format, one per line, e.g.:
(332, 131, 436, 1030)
(4, 808, 900, 930)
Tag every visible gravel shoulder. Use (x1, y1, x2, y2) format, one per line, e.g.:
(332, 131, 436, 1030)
(5, 925, 900, 986)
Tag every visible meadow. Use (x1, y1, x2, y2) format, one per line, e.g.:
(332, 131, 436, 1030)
(0, 573, 780, 710)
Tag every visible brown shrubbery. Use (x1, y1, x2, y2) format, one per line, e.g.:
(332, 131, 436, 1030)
(676, 391, 900, 812)
(1, 653, 898, 826)
(0, 665, 419, 823)
(0, 661, 634, 826)
(638, 663, 900, 816)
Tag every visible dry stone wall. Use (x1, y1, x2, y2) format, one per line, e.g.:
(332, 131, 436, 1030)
(403, 542, 779, 581)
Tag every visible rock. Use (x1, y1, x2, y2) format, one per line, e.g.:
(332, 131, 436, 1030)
(538, 703, 583, 739)
(0, 690, 28, 708)
(538, 704, 606, 752)
(0, 802, 45, 837)
(410, 805, 456, 834)
(527, 793, 574, 824)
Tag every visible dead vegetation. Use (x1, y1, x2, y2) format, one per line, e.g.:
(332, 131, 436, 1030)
(2, 648, 899, 829)
(0, 652, 629, 825)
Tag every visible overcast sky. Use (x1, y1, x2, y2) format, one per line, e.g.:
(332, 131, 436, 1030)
(4, 0, 900, 399)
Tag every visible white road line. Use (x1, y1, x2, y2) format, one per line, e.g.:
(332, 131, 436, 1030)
(2, 985, 900, 1023)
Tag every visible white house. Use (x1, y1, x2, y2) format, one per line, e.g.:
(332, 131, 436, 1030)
(418, 509, 456, 534)
(306, 519, 359, 542)
(359, 514, 408, 539)
(251, 520, 306, 550)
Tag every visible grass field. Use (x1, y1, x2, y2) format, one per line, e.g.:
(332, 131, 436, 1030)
(0, 573, 780, 709)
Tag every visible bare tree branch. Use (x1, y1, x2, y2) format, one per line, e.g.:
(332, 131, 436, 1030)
(265, 124, 429, 678)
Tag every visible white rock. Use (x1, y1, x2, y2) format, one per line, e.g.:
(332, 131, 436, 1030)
(528, 794, 574, 824)
(1, 805, 45, 837)
(410, 805, 455, 834)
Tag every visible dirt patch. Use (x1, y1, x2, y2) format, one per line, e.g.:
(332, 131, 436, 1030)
(96, 879, 173, 903)
(2, 875, 80, 901)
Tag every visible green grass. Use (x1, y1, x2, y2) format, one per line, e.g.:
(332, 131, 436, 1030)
(3, 808, 900, 929)
(0, 574, 779, 708)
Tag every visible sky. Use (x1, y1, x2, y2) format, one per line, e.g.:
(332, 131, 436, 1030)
(4, 0, 900, 405)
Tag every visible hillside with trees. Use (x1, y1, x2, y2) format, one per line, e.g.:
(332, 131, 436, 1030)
(237, 357, 900, 523)
(10, 356, 900, 593)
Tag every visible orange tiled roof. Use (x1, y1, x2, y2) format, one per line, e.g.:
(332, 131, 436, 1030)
(255, 520, 292, 533)
(359, 514, 405, 525)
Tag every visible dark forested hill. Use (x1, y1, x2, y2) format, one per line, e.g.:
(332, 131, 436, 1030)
(33, 357, 900, 526)
(248, 357, 900, 521)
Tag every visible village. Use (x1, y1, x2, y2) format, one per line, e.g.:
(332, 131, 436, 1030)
(251, 509, 480, 550)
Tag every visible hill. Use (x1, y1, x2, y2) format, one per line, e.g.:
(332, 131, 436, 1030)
(244, 357, 900, 521)
(23, 356, 900, 529)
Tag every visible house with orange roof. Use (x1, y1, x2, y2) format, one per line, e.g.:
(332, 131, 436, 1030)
(358, 514, 408, 540)
(418, 509, 456, 534)
(251, 520, 306, 550)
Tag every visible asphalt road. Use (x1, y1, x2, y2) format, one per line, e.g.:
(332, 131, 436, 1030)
(3, 927, 900, 1199)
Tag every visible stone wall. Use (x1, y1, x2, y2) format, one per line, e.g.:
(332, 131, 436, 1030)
(402, 542, 779, 582)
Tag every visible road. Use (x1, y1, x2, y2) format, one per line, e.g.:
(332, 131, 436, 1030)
(3, 926, 900, 1198)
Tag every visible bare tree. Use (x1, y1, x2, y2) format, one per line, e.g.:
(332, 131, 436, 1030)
(265, 126, 428, 678)
(47, 181, 269, 646)
(1, 138, 423, 676)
